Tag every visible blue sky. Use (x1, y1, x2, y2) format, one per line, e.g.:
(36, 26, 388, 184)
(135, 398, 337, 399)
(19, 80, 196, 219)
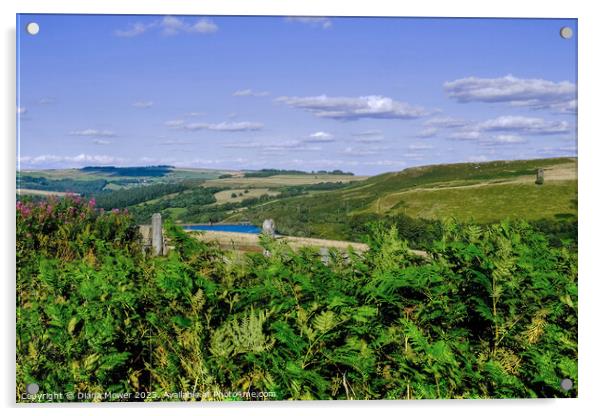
(17, 14, 577, 175)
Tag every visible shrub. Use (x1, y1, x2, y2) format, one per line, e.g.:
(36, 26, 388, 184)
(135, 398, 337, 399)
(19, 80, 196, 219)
(16, 197, 577, 401)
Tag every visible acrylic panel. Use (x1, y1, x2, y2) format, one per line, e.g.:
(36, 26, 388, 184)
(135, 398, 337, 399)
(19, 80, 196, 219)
(16, 14, 578, 402)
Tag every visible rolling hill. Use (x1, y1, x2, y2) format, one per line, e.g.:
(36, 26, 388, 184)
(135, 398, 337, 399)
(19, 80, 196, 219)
(231, 157, 577, 240)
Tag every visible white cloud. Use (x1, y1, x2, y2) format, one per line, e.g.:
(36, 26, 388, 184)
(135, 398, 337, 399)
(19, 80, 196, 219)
(173, 157, 252, 167)
(355, 136, 384, 143)
(477, 115, 569, 135)
(197, 122, 263, 132)
(444, 74, 576, 113)
(477, 134, 528, 147)
(449, 130, 482, 140)
(167, 121, 263, 132)
(139, 156, 177, 164)
(70, 154, 121, 164)
(276, 95, 428, 120)
(157, 139, 193, 146)
(19, 153, 125, 166)
(70, 129, 116, 137)
(286, 159, 350, 169)
(446, 115, 570, 141)
(92, 139, 111, 145)
(222, 142, 261, 149)
(165, 120, 185, 128)
(114, 16, 218, 37)
(233, 89, 270, 97)
(160, 16, 218, 35)
(352, 130, 382, 137)
(115, 22, 149, 37)
(402, 152, 426, 161)
(549, 99, 577, 114)
(362, 160, 407, 167)
(184, 111, 205, 117)
(408, 143, 434, 150)
(493, 134, 526, 144)
(305, 131, 335, 142)
(285, 17, 332, 29)
(263, 142, 321, 154)
(188, 18, 219, 34)
(132, 100, 154, 108)
(352, 130, 384, 143)
(38, 97, 56, 104)
(536, 146, 577, 156)
(418, 117, 468, 137)
(224, 140, 321, 153)
(17, 107, 27, 115)
(342, 146, 387, 157)
(416, 127, 438, 138)
(424, 116, 467, 128)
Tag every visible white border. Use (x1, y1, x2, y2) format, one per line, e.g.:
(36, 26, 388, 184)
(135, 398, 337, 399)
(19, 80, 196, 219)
(2, 1, 600, 415)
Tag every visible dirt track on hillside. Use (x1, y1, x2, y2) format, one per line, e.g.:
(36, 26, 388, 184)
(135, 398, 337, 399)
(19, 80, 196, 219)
(367, 161, 577, 215)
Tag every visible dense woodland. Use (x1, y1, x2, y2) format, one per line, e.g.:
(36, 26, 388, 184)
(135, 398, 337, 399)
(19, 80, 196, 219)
(16, 196, 577, 401)
(94, 183, 191, 210)
(18, 176, 110, 195)
(80, 165, 174, 177)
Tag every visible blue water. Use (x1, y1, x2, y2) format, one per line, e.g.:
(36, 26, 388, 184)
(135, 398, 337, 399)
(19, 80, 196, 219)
(183, 224, 261, 234)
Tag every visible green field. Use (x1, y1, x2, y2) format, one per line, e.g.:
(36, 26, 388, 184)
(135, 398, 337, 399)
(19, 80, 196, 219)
(213, 188, 281, 204)
(378, 180, 576, 222)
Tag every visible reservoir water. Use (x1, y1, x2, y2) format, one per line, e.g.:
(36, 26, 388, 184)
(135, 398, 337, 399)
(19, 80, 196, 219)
(183, 224, 261, 234)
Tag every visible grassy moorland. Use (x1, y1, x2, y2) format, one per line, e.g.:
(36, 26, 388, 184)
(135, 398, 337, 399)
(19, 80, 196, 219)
(376, 181, 576, 222)
(202, 174, 366, 189)
(235, 158, 577, 241)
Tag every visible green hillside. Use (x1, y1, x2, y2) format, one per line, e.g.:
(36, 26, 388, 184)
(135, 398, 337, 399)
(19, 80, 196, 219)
(18, 158, 577, 246)
(234, 158, 577, 240)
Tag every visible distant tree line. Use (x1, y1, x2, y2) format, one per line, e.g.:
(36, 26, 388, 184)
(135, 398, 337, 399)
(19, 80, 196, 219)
(17, 176, 157, 196)
(80, 165, 174, 177)
(244, 169, 354, 178)
(18, 176, 108, 195)
(292, 181, 352, 191)
(175, 182, 355, 223)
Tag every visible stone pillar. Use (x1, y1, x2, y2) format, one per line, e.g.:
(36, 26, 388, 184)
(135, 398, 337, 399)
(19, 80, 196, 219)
(262, 218, 276, 237)
(536, 168, 544, 185)
(319, 247, 330, 265)
(151, 213, 163, 256)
